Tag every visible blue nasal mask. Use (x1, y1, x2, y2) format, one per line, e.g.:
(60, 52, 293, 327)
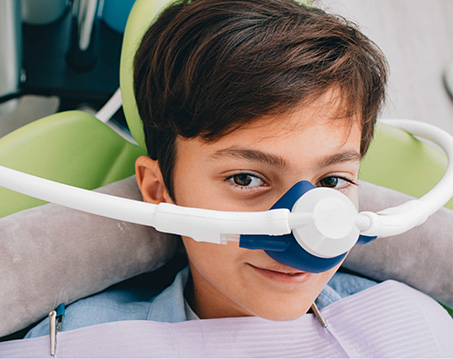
(0, 120, 452, 273)
(240, 181, 376, 273)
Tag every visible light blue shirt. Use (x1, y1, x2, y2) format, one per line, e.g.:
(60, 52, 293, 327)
(26, 266, 376, 338)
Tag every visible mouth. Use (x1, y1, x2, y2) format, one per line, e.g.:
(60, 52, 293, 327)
(247, 263, 313, 284)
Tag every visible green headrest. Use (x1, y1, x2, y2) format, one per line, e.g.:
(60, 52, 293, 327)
(120, 0, 314, 150)
(120, 0, 170, 150)
(0, 111, 146, 218)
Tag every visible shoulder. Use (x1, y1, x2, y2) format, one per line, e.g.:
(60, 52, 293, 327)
(25, 288, 153, 338)
(26, 267, 191, 338)
(316, 271, 377, 310)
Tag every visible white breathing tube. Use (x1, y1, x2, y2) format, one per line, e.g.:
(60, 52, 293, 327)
(0, 119, 452, 249)
(0, 165, 293, 244)
(359, 119, 453, 237)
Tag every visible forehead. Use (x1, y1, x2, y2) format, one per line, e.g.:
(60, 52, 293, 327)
(211, 86, 362, 144)
(175, 90, 362, 169)
(219, 88, 361, 147)
(205, 111, 361, 159)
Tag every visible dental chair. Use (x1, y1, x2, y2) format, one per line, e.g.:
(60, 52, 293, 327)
(0, 0, 452, 341)
(0, 2, 451, 217)
(1, 0, 451, 217)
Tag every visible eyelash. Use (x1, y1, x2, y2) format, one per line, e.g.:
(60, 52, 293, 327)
(224, 173, 267, 191)
(316, 176, 357, 191)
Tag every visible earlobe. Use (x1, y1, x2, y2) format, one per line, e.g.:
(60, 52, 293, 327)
(135, 156, 170, 204)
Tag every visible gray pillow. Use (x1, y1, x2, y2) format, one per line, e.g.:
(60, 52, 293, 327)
(0, 177, 179, 337)
(0, 176, 451, 337)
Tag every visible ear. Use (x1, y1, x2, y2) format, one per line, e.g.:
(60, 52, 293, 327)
(135, 156, 173, 204)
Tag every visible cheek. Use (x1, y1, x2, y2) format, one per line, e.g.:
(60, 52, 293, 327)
(182, 239, 255, 310)
(171, 171, 219, 210)
(182, 238, 245, 280)
(182, 239, 215, 270)
(346, 186, 359, 210)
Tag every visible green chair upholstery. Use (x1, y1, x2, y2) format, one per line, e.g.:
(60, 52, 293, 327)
(120, 0, 171, 150)
(0, 111, 145, 218)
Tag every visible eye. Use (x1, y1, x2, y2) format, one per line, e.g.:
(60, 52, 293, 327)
(316, 176, 356, 190)
(225, 173, 266, 189)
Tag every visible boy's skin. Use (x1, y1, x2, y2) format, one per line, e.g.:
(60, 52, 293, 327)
(136, 88, 362, 321)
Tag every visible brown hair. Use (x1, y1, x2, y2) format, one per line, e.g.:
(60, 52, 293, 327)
(134, 0, 388, 198)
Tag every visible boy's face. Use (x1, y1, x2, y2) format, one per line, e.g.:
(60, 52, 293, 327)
(137, 91, 362, 321)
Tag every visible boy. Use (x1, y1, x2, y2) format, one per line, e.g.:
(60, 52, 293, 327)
(28, 0, 387, 332)
(132, 0, 386, 321)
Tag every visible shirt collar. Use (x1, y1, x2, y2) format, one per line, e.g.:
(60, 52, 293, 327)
(147, 266, 192, 323)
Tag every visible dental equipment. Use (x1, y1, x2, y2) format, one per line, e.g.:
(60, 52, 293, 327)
(0, 119, 451, 273)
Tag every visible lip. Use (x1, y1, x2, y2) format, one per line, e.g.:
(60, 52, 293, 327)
(247, 263, 313, 285)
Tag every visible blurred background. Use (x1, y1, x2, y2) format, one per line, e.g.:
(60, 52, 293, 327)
(0, 0, 135, 137)
(319, 0, 452, 135)
(0, 0, 451, 138)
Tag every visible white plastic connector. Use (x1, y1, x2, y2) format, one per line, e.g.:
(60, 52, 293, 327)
(358, 200, 429, 238)
(354, 213, 372, 232)
(290, 188, 360, 258)
(313, 196, 355, 240)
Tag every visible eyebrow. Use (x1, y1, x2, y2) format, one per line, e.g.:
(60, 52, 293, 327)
(314, 150, 362, 168)
(211, 147, 289, 169)
(211, 147, 361, 169)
